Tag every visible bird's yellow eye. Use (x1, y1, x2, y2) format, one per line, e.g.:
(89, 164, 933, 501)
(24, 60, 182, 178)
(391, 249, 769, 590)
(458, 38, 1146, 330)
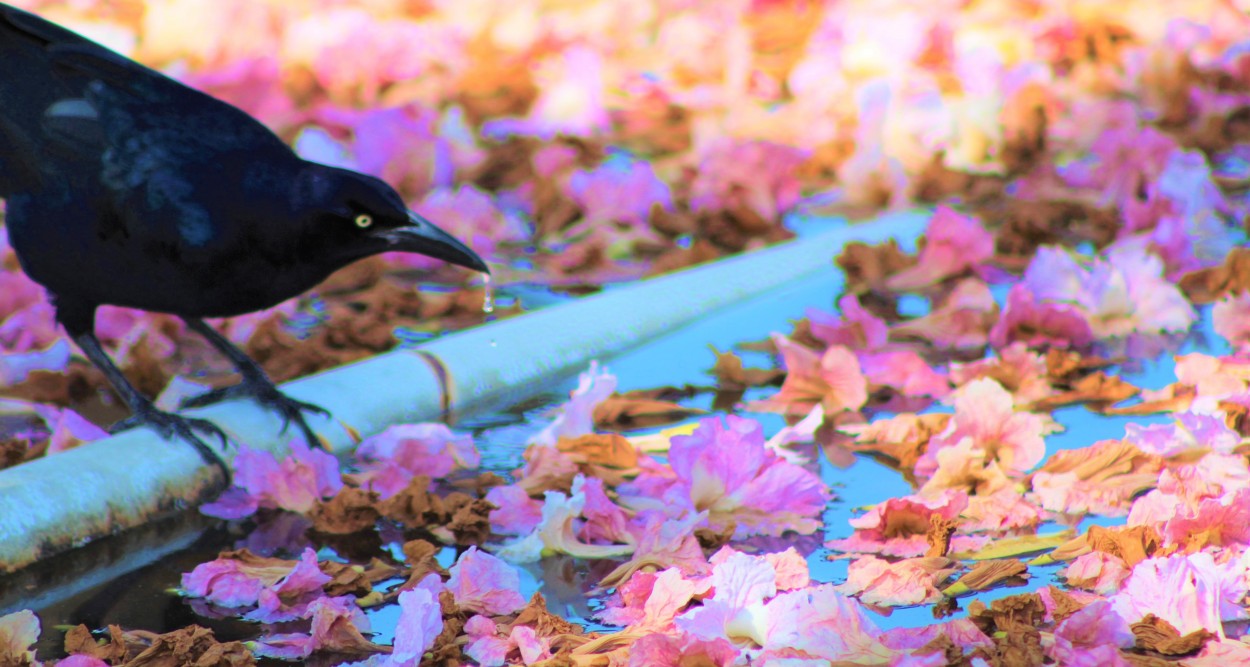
(354, 214, 373, 228)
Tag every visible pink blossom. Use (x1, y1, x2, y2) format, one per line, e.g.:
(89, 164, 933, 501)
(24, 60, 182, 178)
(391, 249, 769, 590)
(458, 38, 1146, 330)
(827, 490, 968, 557)
(963, 488, 1045, 533)
(531, 361, 616, 446)
(598, 567, 710, 632)
(988, 284, 1095, 350)
(1214, 292, 1250, 349)
(608, 513, 711, 582)
(510, 625, 552, 665)
(200, 440, 342, 519)
(807, 294, 888, 350)
(835, 556, 958, 606)
(1128, 465, 1228, 528)
(55, 656, 110, 667)
(495, 479, 635, 563)
(748, 335, 867, 416)
(1064, 552, 1132, 595)
(282, 10, 460, 105)
(182, 548, 330, 617)
(891, 278, 999, 352)
(858, 350, 950, 400)
(880, 619, 993, 654)
(950, 342, 1052, 405)
(1160, 488, 1250, 551)
(917, 378, 1052, 479)
(390, 581, 445, 666)
(482, 46, 609, 140)
(886, 207, 995, 290)
(253, 595, 372, 659)
(762, 548, 811, 591)
(1046, 600, 1134, 667)
(1110, 552, 1250, 638)
(180, 57, 301, 132)
(1058, 122, 1179, 208)
(690, 139, 808, 223)
(676, 550, 782, 644)
(0, 609, 38, 666)
(485, 485, 544, 537)
(752, 584, 895, 662)
(619, 416, 831, 538)
(566, 154, 672, 228)
(314, 106, 451, 198)
(11, 401, 108, 455)
(446, 547, 526, 616)
(576, 475, 634, 546)
(0, 268, 43, 323)
(1125, 412, 1239, 458)
(464, 615, 509, 667)
(355, 423, 480, 481)
(627, 634, 738, 667)
(1031, 469, 1144, 517)
(0, 301, 60, 354)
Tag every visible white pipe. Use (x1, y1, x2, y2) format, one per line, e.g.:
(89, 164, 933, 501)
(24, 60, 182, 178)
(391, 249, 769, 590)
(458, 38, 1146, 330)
(0, 211, 928, 573)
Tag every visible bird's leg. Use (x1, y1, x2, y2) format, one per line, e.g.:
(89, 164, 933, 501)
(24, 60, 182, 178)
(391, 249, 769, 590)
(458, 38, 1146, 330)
(181, 318, 330, 449)
(72, 332, 232, 484)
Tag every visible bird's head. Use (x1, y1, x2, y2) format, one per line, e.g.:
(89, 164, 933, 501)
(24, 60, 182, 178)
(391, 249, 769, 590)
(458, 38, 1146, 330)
(290, 163, 489, 275)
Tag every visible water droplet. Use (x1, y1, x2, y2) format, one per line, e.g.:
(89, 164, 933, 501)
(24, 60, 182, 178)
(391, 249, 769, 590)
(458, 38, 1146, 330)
(482, 274, 495, 315)
(489, 339, 497, 348)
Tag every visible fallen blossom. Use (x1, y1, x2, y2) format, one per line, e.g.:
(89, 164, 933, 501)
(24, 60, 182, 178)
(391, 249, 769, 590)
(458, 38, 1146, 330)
(484, 484, 544, 536)
(689, 139, 808, 224)
(827, 490, 969, 557)
(835, 555, 959, 606)
(254, 595, 382, 659)
(807, 294, 889, 350)
(181, 548, 330, 619)
(0, 609, 38, 666)
(917, 378, 1054, 479)
(354, 423, 480, 496)
(627, 633, 738, 667)
(1214, 292, 1250, 349)
(494, 476, 635, 563)
(1109, 551, 1250, 638)
(886, 206, 995, 290)
(988, 283, 1095, 350)
(747, 334, 868, 416)
(201, 439, 343, 519)
(1046, 600, 1134, 666)
(619, 415, 830, 538)
(531, 361, 617, 446)
(1063, 552, 1132, 595)
(598, 567, 710, 633)
(446, 546, 527, 616)
(389, 578, 445, 666)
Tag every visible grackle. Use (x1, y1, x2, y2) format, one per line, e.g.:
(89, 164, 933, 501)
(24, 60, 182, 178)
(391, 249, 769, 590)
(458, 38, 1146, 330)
(0, 4, 488, 483)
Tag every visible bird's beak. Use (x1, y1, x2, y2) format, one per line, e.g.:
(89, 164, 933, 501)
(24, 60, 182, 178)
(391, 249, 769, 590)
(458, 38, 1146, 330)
(373, 212, 490, 274)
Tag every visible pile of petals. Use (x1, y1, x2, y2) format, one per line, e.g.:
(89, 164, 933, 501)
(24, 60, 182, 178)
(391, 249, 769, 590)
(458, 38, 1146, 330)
(9, 0, 1250, 665)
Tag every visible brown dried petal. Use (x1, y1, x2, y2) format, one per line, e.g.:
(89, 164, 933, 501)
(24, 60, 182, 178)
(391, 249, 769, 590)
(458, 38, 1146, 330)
(925, 515, 957, 558)
(1087, 525, 1165, 568)
(710, 348, 785, 391)
(122, 625, 254, 667)
(1178, 247, 1250, 304)
(555, 434, 639, 469)
(310, 487, 382, 535)
(951, 559, 1029, 593)
(1131, 614, 1215, 656)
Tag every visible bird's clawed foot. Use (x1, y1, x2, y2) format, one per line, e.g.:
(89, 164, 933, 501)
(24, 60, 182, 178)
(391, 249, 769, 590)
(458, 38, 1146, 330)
(182, 379, 330, 450)
(110, 406, 232, 484)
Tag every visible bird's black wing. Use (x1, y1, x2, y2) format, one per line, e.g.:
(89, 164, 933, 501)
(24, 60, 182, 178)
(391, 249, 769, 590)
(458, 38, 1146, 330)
(0, 4, 295, 255)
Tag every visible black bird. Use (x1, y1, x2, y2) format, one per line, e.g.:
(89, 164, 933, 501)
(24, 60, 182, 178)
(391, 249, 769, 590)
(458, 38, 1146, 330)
(0, 4, 488, 481)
